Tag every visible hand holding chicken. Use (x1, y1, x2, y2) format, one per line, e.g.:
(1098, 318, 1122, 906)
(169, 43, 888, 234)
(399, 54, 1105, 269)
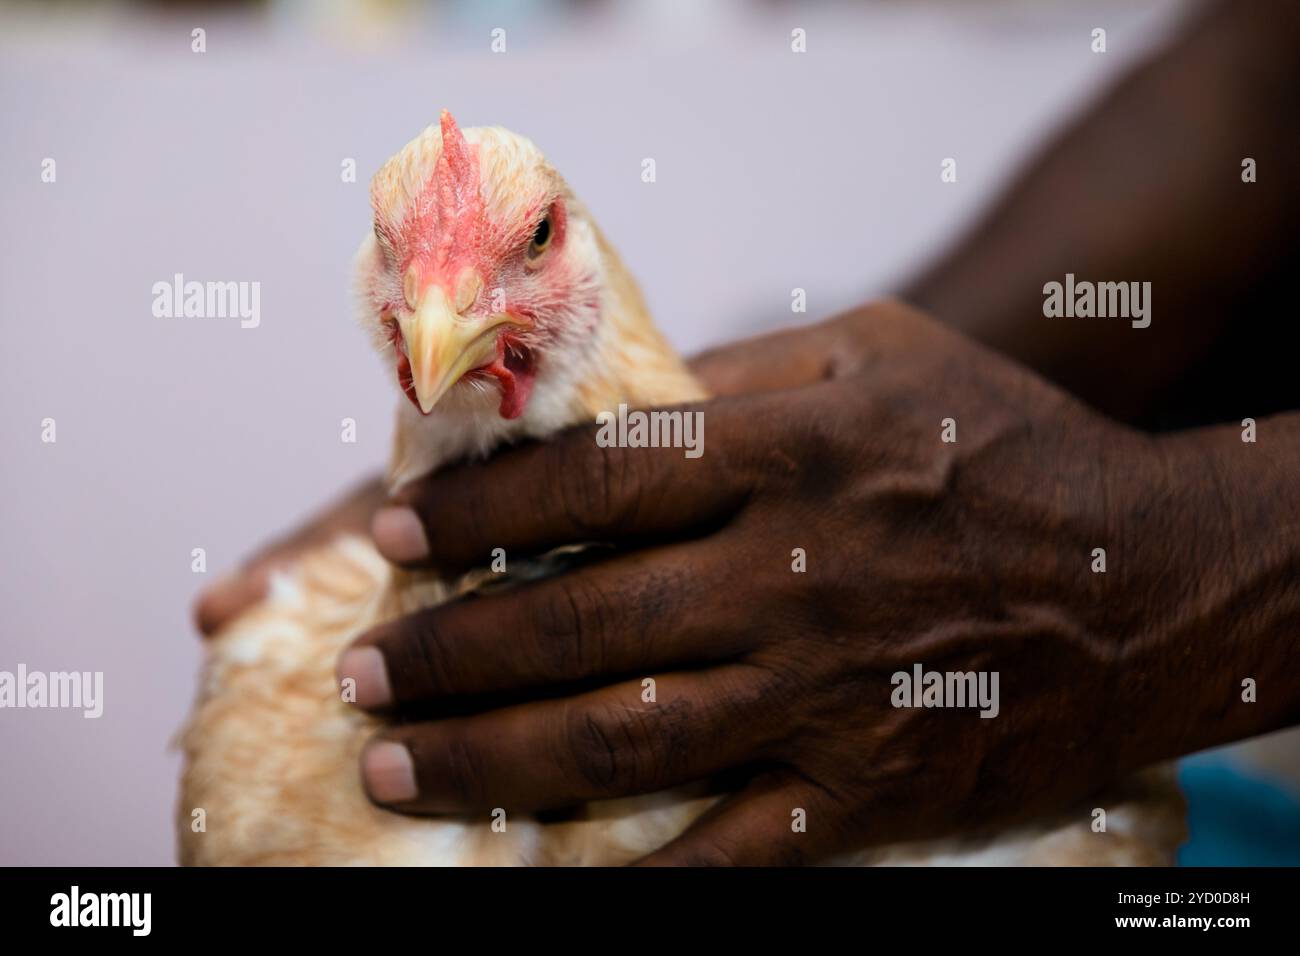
(344, 299, 1227, 865)
(179, 113, 1203, 866)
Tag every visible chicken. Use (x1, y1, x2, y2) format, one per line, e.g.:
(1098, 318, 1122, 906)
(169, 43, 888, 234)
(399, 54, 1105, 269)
(176, 112, 1185, 865)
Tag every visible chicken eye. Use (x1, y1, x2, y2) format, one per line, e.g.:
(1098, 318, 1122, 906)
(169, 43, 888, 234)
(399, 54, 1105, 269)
(527, 216, 552, 261)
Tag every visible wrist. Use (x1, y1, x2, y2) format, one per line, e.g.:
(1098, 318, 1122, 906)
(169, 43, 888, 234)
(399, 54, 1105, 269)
(1106, 417, 1300, 767)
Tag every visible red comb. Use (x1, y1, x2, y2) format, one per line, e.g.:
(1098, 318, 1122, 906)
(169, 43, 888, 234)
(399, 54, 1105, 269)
(423, 109, 484, 274)
(437, 110, 476, 210)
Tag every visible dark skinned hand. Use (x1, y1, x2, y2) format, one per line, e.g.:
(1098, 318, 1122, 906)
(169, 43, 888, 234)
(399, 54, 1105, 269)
(339, 300, 1266, 865)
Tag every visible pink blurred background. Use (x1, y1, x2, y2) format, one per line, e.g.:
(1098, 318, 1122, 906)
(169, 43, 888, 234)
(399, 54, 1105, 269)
(0, 0, 1211, 864)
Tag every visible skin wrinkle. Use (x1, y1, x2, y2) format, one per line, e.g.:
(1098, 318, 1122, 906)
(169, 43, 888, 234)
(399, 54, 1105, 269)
(1107, 439, 1294, 767)
(561, 440, 631, 540)
(1200, 431, 1245, 578)
(408, 614, 454, 701)
(635, 696, 692, 788)
(582, 557, 712, 679)
(539, 575, 593, 679)
(435, 726, 490, 811)
(721, 657, 804, 759)
(575, 708, 621, 792)
(572, 574, 613, 679)
(617, 564, 685, 666)
(720, 662, 790, 749)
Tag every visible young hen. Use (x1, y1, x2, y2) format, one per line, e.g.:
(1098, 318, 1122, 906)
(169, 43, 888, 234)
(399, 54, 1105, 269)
(177, 112, 1184, 865)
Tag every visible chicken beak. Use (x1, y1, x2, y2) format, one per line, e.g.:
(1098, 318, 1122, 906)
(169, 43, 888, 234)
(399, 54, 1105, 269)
(398, 287, 521, 415)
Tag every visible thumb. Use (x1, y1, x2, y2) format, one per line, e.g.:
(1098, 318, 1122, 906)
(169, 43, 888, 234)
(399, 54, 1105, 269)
(688, 304, 905, 398)
(380, 398, 754, 574)
(688, 321, 836, 397)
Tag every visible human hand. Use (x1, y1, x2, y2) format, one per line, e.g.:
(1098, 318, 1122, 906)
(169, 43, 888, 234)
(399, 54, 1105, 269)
(338, 300, 1218, 864)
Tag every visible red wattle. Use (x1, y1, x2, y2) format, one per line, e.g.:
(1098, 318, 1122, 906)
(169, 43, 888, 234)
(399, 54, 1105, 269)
(394, 344, 425, 414)
(480, 336, 536, 420)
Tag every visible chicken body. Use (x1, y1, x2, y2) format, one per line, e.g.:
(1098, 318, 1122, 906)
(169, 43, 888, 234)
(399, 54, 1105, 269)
(176, 116, 1185, 865)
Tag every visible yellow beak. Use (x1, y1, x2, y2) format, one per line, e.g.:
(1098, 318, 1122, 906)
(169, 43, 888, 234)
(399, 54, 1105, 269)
(399, 286, 524, 414)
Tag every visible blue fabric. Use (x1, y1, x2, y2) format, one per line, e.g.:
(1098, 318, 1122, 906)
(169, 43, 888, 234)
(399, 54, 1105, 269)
(1177, 756, 1300, 866)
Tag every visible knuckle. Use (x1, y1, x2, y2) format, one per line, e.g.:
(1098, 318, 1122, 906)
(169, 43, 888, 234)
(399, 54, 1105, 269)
(430, 729, 489, 809)
(389, 614, 456, 698)
(553, 438, 641, 537)
(561, 702, 648, 796)
(530, 576, 608, 679)
(679, 835, 747, 867)
(413, 628, 456, 695)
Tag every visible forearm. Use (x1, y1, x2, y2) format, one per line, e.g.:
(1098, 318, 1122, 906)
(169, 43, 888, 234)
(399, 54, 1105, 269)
(1114, 412, 1300, 767)
(904, 0, 1300, 424)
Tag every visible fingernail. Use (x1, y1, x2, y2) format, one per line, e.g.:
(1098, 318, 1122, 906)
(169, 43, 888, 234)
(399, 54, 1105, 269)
(337, 646, 392, 709)
(362, 740, 418, 804)
(372, 506, 429, 563)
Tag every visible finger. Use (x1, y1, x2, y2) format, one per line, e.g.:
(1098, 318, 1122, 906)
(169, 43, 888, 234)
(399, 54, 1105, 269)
(634, 773, 843, 866)
(374, 403, 752, 573)
(360, 666, 776, 814)
(193, 567, 272, 637)
(687, 306, 896, 397)
(689, 301, 929, 399)
(192, 476, 386, 637)
(688, 323, 834, 397)
(340, 540, 754, 711)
